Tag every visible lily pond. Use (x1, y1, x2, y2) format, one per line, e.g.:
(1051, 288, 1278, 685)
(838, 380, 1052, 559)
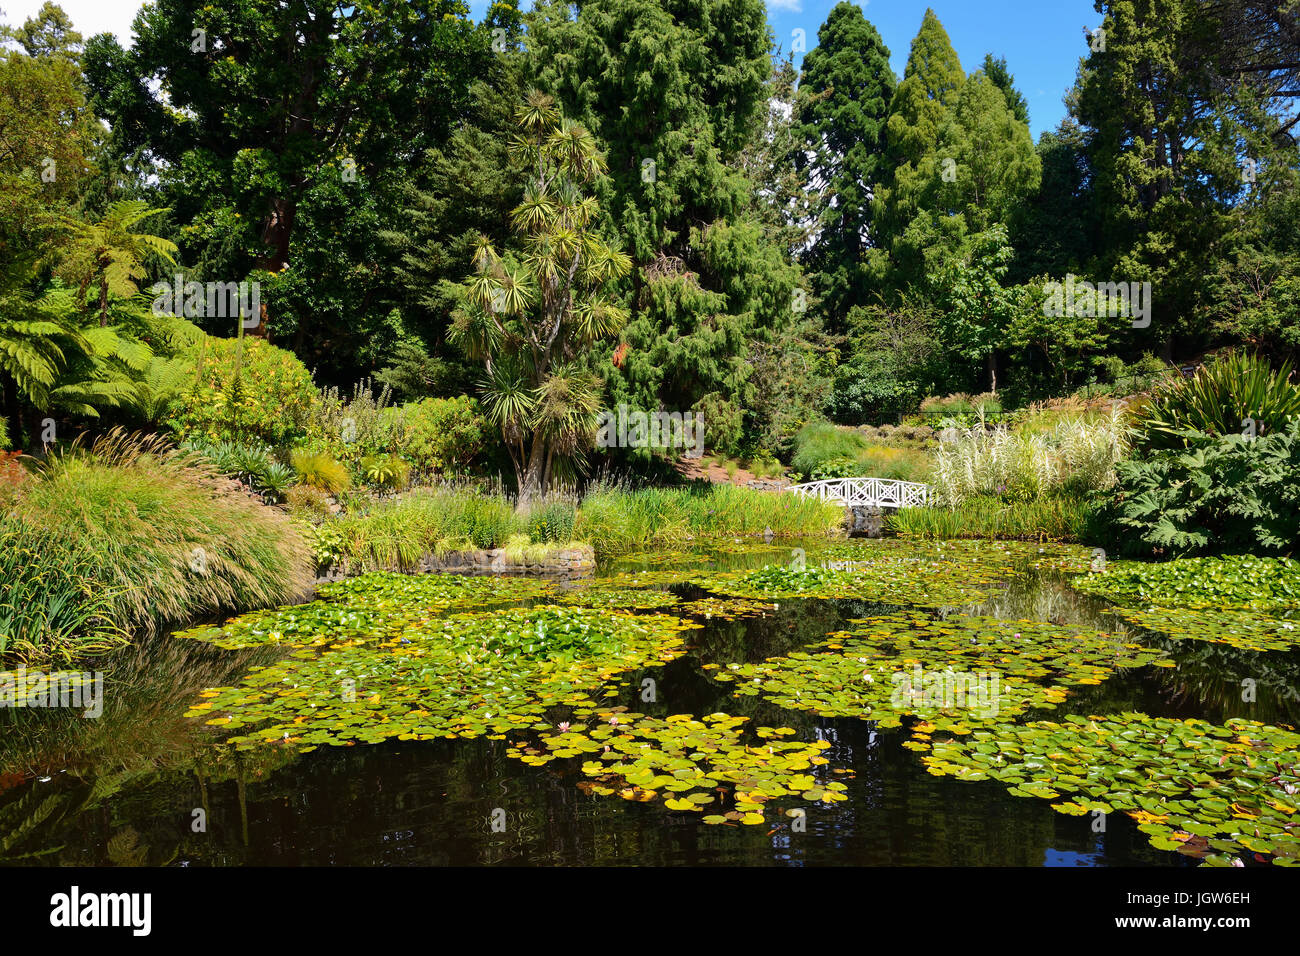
(3, 539, 1299, 867)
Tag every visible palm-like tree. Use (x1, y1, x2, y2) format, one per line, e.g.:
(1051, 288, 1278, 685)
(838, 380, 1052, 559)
(451, 91, 630, 500)
(59, 201, 177, 327)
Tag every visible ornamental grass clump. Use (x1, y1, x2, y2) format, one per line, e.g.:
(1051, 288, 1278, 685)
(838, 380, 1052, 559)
(3, 430, 313, 653)
(931, 407, 1128, 507)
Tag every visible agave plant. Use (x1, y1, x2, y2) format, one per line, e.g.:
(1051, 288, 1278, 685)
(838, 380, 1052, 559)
(1132, 351, 1300, 450)
(253, 462, 297, 504)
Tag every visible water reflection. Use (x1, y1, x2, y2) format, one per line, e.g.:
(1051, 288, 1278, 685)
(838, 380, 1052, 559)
(0, 538, 1290, 866)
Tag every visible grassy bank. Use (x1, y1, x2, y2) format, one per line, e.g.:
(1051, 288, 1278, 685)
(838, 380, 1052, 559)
(886, 496, 1091, 542)
(1, 432, 313, 663)
(572, 482, 844, 555)
(309, 481, 844, 570)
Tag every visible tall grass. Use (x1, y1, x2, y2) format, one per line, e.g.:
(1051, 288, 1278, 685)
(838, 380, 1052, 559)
(791, 422, 868, 475)
(325, 485, 521, 571)
(931, 408, 1128, 506)
(574, 481, 843, 555)
(0, 521, 124, 662)
(324, 481, 842, 568)
(3, 430, 313, 660)
(887, 497, 1091, 542)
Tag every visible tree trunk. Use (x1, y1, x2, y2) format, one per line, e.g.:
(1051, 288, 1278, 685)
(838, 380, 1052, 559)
(2, 374, 22, 451)
(255, 196, 297, 338)
(986, 351, 998, 394)
(516, 436, 549, 504)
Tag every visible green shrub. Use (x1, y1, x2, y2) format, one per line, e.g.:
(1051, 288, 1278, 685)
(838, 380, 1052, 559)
(166, 336, 319, 445)
(3, 430, 313, 653)
(360, 453, 411, 491)
(390, 396, 487, 476)
(792, 421, 869, 476)
(1092, 418, 1300, 557)
(1131, 351, 1300, 451)
(290, 448, 350, 494)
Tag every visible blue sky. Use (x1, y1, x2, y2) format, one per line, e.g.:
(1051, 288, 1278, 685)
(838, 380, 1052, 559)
(8, 0, 1101, 138)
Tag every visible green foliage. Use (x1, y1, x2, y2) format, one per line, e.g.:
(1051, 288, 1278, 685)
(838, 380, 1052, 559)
(84, 0, 493, 376)
(385, 395, 486, 477)
(791, 421, 867, 476)
(322, 487, 519, 572)
(167, 336, 318, 445)
(0, 519, 123, 663)
(3, 430, 313, 649)
(525, 498, 577, 544)
(56, 201, 177, 326)
(1073, 555, 1300, 609)
(919, 392, 1002, 424)
(981, 54, 1029, 126)
(572, 482, 842, 556)
(1131, 351, 1300, 451)
(794, 3, 895, 330)
(452, 90, 629, 498)
(359, 453, 410, 491)
(1094, 418, 1300, 557)
(886, 496, 1093, 543)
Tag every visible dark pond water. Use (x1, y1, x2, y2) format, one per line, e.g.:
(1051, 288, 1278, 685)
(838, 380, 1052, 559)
(2, 540, 1297, 867)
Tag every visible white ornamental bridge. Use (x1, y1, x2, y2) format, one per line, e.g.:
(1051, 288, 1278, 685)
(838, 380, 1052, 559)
(785, 477, 931, 510)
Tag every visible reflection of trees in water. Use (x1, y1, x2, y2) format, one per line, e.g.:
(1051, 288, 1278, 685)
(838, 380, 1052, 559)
(968, 572, 1123, 631)
(1143, 636, 1300, 726)
(0, 633, 281, 779)
(6, 548, 1266, 867)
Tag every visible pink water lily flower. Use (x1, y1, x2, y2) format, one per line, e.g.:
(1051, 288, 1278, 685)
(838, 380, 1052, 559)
(557, 721, 571, 733)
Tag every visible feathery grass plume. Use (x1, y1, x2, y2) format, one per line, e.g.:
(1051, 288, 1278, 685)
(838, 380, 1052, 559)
(931, 407, 1128, 506)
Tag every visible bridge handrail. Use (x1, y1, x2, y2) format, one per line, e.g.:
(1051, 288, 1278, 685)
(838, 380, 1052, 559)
(784, 477, 932, 508)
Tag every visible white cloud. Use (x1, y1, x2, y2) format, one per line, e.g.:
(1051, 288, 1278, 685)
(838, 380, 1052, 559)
(766, 0, 803, 12)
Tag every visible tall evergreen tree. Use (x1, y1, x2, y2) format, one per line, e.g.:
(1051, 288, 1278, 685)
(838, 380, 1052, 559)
(981, 53, 1030, 127)
(530, 0, 797, 455)
(869, 8, 965, 291)
(1076, 0, 1291, 358)
(794, 2, 895, 332)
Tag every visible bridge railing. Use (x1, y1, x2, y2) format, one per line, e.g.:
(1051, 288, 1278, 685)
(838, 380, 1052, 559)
(786, 477, 931, 508)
